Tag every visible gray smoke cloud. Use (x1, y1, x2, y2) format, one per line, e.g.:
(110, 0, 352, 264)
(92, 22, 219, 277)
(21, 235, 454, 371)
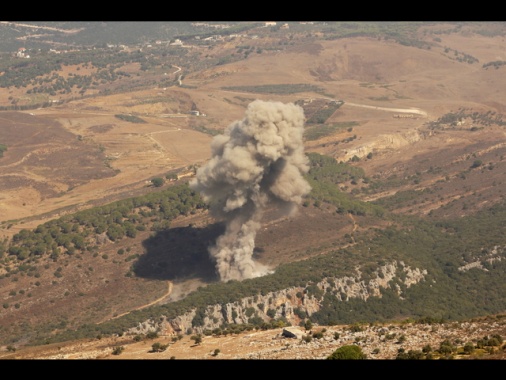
(189, 100, 311, 282)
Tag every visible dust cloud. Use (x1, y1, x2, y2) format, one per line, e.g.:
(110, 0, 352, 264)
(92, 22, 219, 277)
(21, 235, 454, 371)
(189, 100, 311, 282)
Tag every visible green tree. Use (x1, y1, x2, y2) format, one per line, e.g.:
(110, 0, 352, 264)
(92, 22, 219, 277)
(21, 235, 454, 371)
(0, 143, 7, 158)
(470, 159, 482, 168)
(191, 334, 203, 345)
(463, 342, 475, 354)
(438, 339, 455, 355)
(151, 177, 165, 187)
(112, 346, 124, 355)
(396, 349, 424, 360)
(106, 224, 125, 241)
(327, 345, 367, 360)
(151, 342, 168, 352)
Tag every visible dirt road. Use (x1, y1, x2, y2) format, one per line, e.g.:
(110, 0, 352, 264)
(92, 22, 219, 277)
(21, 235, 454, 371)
(343, 101, 428, 117)
(99, 281, 173, 323)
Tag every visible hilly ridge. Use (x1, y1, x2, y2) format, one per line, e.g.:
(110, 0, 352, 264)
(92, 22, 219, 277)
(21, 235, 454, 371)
(0, 21, 505, 359)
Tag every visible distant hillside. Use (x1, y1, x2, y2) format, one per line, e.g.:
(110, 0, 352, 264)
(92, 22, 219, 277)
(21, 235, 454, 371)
(0, 22, 261, 51)
(2, 21, 504, 53)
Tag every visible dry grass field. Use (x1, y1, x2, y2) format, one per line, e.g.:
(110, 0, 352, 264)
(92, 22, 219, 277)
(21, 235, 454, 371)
(2, 34, 505, 232)
(1, 24, 506, 358)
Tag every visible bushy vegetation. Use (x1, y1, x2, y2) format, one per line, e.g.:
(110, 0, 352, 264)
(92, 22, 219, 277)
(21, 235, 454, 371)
(426, 108, 506, 129)
(442, 47, 479, 64)
(221, 84, 323, 95)
(0, 22, 501, 112)
(191, 125, 221, 136)
(327, 345, 366, 359)
(114, 114, 146, 123)
(0, 48, 149, 93)
(305, 152, 385, 217)
(304, 122, 358, 141)
(3, 151, 506, 347)
(4, 152, 379, 263)
(483, 60, 506, 70)
(5, 183, 206, 262)
(305, 101, 344, 125)
(35, 199, 506, 345)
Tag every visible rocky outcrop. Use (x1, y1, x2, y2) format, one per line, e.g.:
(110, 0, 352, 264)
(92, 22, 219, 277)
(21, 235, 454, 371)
(458, 245, 505, 272)
(341, 129, 429, 161)
(127, 260, 428, 336)
(282, 327, 304, 339)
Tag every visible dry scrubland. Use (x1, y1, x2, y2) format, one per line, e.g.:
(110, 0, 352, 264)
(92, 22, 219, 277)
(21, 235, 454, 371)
(2, 34, 506, 231)
(3, 317, 506, 360)
(1, 25, 506, 359)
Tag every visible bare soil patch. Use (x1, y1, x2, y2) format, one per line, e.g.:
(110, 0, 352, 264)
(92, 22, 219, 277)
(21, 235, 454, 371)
(0, 89, 212, 237)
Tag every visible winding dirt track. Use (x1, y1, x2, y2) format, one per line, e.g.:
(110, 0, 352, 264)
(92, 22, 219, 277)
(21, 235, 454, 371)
(99, 281, 173, 324)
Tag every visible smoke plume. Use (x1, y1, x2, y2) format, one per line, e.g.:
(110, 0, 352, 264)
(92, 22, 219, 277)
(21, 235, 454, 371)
(189, 100, 311, 282)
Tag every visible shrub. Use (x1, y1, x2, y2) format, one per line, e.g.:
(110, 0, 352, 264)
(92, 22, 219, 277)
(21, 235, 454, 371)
(151, 342, 168, 352)
(327, 345, 367, 360)
(471, 159, 482, 168)
(151, 177, 165, 187)
(112, 346, 124, 355)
